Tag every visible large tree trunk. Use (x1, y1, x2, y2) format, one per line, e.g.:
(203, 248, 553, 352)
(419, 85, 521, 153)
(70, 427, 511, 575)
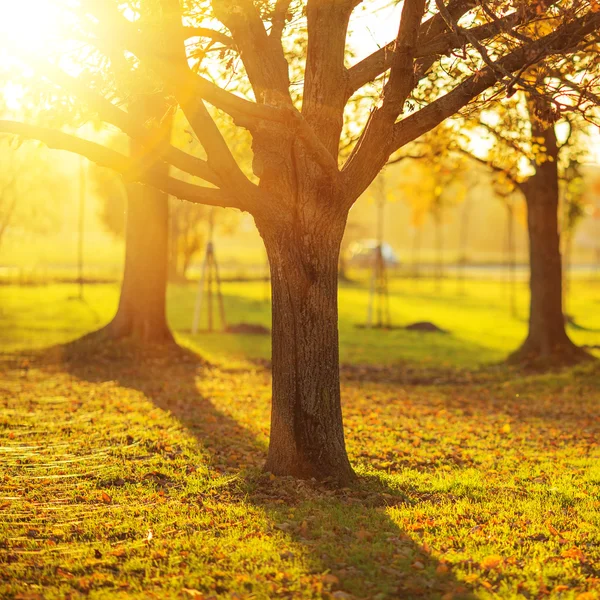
(257, 210, 356, 484)
(103, 180, 173, 343)
(509, 105, 587, 365)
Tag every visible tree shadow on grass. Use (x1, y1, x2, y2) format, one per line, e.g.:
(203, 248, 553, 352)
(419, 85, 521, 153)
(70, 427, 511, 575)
(31, 339, 476, 600)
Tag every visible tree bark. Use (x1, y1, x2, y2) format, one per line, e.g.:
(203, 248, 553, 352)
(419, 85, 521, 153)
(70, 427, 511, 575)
(103, 179, 173, 343)
(509, 108, 588, 364)
(258, 211, 356, 484)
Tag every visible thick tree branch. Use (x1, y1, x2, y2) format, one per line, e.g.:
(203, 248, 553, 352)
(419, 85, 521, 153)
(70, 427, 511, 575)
(82, 1, 263, 201)
(270, 0, 292, 41)
(342, 10, 600, 202)
(346, 0, 475, 95)
(381, 0, 428, 114)
(83, 3, 337, 178)
(339, 0, 428, 206)
(212, 0, 291, 102)
(391, 11, 600, 153)
(7, 48, 222, 187)
(302, 0, 358, 155)
(0, 120, 240, 210)
(84, 4, 288, 127)
(184, 26, 234, 47)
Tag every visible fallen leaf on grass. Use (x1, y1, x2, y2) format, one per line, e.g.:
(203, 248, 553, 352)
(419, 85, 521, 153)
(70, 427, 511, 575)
(562, 547, 585, 561)
(480, 555, 502, 570)
(182, 589, 205, 599)
(100, 491, 112, 504)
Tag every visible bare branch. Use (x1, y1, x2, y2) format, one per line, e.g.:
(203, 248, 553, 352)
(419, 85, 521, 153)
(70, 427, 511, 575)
(0, 120, 240, 210)
(270, 0, 292, 41)
(392, 11, 600, 153)
(346, 0, 475, 95)
(339, 0, 428, 205)
(184, 26, 234, 47)
(456, 148, 523, 189)
(343, 10, 600, 201)
(302, 0, 358, 155)
(6, 48, 222, 187)
(82, 1, 262, 199)
(212, 0, 290, 101)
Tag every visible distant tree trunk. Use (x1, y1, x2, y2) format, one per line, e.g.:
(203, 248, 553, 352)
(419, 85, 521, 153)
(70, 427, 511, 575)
(457, 198, 471, 294)
(562, 230, 573, 317)
(412, 227, 422, 279)
(180, 232, 202, 281)
(505, 204, 517, 318)
(338, 253, 349, 282)
(103, 179, 173, 343)
(98, 119, 173, 344)
(257, 207, 356, 484)
(509, 103, 588, 364)
(168, 210, 181, 282)
(433, 208, 443, 292)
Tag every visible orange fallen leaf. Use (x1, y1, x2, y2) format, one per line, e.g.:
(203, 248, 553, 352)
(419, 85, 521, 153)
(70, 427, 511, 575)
(101, 491, 112, 504)
(547, 522, 560, 537)
(562, 547, 585, 561)
(182, 589, 205, 599)
(480, 555, 502, 570)
(436, 563, 449, 575)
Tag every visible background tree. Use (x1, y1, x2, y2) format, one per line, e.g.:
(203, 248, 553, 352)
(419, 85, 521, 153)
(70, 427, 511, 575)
(2, 0, 599, 482)
(94, 164, 212, 282)
(491, 173, 524, 317)
(461, 96, 595, 363)
(398, 138, 468, 291)
(560, 160, 589, 315)
(0, 136, 62, 252)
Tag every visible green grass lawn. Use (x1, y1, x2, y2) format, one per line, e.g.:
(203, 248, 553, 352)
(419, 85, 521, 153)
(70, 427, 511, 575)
(1, 276, 599, 366)
(1, 278, 600, 599)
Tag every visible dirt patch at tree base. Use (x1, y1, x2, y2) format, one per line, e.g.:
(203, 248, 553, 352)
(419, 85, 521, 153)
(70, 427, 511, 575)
(355, 321, 448, 333)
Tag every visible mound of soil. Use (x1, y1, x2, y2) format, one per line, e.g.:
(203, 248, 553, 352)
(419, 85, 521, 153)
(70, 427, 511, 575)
(405, 321, 448, 334)
(225, 323, 270, 335)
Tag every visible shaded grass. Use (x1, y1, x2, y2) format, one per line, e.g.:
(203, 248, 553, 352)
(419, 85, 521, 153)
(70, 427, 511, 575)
(1, 347, 600, 599)
(1, 279, 599, 598)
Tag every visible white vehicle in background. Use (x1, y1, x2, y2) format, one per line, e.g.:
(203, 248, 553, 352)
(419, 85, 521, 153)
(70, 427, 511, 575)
(347, 240, 400, 268)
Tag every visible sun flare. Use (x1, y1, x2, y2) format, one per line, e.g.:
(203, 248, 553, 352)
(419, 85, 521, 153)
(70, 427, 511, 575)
(0, 0, 67, 56)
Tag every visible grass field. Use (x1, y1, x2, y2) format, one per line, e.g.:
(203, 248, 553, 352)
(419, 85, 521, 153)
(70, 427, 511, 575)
(1, 278, 600, 599)
(1, 277, 599, 366)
